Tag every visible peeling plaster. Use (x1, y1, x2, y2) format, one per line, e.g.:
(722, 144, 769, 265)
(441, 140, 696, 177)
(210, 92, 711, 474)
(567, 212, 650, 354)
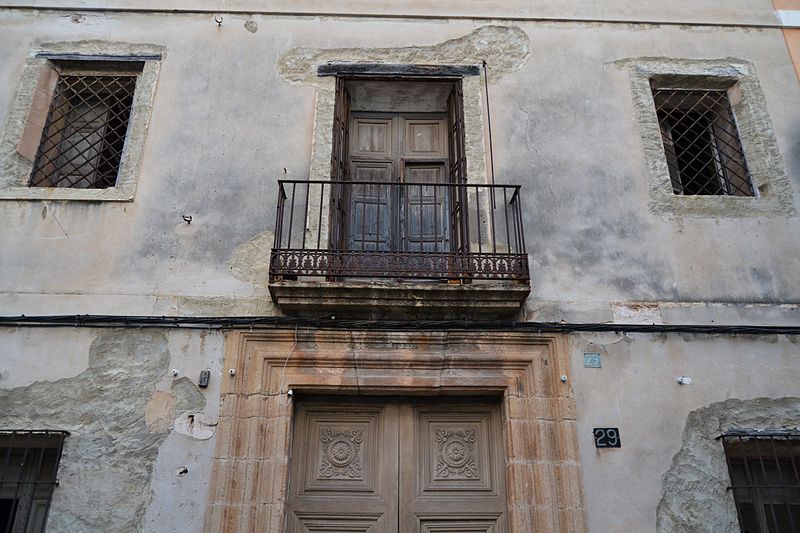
(146, 377, 205, 433)
(656, 397, 800, 533)
(244, 20, 258, 34)
(145, 390, 176, 433)
(278, 26, 530, 86)
(171, 375, 206, 413)
(229, 229, 274, 288)
(174, 412, 216, 440)
(0, 330, 171, 532)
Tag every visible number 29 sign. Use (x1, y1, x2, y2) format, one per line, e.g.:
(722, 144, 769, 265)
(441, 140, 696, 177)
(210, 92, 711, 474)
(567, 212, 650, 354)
(593, 428, 621, 448)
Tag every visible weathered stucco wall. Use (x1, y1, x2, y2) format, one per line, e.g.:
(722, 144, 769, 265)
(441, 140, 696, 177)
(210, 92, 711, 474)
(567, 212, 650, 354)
(0, 0, 785, 26)
(0, 328, 224, 532)
(570, 332, 800, 533)
(0, 13, 796, 322)
(0, 5, 798, 532)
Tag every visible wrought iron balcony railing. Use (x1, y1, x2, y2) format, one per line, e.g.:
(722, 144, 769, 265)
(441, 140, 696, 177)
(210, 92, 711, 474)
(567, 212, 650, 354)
(269, 180, 529, 282)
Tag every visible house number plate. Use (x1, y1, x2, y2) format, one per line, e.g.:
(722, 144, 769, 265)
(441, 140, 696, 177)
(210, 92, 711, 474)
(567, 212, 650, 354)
(593, 428, 621, 448)
(583, 352, 602, 368)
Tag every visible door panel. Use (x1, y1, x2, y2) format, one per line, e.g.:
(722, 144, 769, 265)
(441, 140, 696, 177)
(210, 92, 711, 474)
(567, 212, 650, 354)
(399, 403, 508, 533)
(403, 119, 446, 158)
(349, 162, 393, 251)
(287, 402, 399, 533)
(403, 164, 449, 252)
(287, 398, 508, 533)
(353, 117, 394, 158)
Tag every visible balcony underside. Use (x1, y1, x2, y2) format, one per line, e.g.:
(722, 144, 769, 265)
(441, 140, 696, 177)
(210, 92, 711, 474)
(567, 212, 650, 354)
(268, 279, 531, 318)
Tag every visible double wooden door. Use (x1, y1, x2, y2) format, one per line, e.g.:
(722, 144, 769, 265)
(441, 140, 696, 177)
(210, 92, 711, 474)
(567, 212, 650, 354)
(286, 397, 509, 532)
(347, 113, 452, 253)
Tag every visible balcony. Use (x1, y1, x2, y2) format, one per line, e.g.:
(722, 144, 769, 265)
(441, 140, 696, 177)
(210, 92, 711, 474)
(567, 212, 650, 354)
(268, 180, 531, 316)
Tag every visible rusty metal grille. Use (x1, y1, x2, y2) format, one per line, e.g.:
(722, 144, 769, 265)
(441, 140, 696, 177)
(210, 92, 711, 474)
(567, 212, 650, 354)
(29, 73, 137, 189)
(269, 180, 529, 282)
(270, 249, 529, 281)
(721, 431, 800, 533)
(653, 87, 753, 196)
(0, 431, 67, 533)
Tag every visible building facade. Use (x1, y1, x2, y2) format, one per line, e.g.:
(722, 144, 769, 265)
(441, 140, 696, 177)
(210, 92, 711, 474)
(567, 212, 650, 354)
(0, 1, 799, 532)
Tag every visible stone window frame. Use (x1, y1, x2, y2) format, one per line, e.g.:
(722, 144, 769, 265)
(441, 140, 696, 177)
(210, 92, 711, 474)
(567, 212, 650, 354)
(302, 67, 490, 249)
(0, 41, 163, 201)
(206, 330, 586, 532)
(308, 67, 487, 186)
(624, 58, 795, 218)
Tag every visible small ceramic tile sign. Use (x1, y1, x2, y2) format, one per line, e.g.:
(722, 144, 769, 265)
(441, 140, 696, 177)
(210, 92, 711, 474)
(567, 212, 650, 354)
(583, 352, 602, 368)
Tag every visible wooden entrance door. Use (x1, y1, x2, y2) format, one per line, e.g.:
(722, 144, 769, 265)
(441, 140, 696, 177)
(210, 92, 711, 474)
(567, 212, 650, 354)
(286, 397, 509, 533)
(347, 113, 451, 254)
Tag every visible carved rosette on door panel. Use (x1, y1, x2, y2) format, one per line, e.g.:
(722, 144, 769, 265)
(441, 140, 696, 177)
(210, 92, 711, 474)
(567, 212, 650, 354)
(433, 426, 479, 480)
(319, 428, 365, 480)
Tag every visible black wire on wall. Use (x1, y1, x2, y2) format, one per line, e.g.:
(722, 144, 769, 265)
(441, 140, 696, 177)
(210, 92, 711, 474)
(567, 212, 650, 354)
(0, 315, 798, 336)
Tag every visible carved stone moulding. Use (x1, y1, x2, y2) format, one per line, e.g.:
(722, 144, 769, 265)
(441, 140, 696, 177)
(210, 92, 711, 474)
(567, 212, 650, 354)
(206, 329, 586, 533)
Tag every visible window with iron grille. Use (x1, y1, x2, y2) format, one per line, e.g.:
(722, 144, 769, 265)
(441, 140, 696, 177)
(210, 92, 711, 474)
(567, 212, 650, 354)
(722, 431, 800, 533)
(652, 84, 754, 197)
(28, 62, 141, 189)
(0, 431, 67, 533)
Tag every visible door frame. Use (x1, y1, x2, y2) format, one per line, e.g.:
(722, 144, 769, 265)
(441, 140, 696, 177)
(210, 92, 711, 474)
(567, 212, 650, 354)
(206, 330, 587, 532)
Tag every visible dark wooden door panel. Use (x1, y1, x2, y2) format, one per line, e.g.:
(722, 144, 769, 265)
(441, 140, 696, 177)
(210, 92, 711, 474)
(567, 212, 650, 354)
(403, 118, 446, 159)
(347, 112, 448, 256)
(403, 164, 449, 253)
(353, 117, 394, 159)
(349, 162, 393, 251)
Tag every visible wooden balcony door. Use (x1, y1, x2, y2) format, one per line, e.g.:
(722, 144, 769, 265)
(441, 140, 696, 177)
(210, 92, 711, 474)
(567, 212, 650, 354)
(347, 113, 451, 253)
(286, 397, 509, 533)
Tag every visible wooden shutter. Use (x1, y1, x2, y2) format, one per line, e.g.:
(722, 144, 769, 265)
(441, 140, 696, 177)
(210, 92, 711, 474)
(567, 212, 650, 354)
(328, 78, 351, 250)
(447, 81, 469, 253)
(446, 81, 466, 185)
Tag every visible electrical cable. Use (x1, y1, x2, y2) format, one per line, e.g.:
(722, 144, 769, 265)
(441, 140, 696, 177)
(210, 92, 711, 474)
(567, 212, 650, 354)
(0, 314, 798, 335)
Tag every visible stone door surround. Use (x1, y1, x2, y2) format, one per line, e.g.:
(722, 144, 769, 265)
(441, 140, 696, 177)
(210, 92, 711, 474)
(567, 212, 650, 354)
(205, 329, 586, 532)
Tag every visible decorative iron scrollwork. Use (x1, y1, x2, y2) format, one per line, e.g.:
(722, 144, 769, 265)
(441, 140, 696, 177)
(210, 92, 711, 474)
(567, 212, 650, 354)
(270, 250, 529, 281)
